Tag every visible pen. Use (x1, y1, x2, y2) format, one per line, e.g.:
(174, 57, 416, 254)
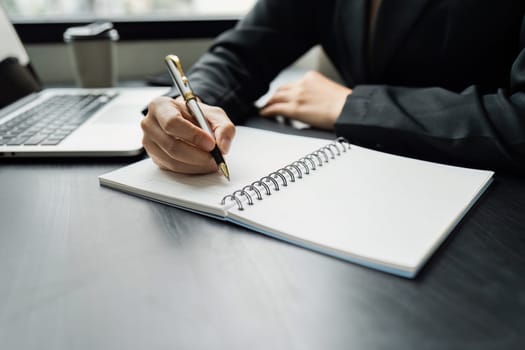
(164, 55, 230, 181)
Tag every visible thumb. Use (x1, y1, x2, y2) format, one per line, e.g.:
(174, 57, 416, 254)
(214, 119, 236, 155)
(202, 105, 236, 154)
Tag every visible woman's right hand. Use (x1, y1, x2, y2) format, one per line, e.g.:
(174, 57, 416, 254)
(141, 96, 236, 174)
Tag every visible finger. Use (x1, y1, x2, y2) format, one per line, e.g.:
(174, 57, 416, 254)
(260, 102, 297, 118)
(264, 89, 293, 107)
(153, 98, 216, 151)
(200, 105, 236, 154)
(275, 83, 295, 92)
(171, 97, 196, 122)
(142, 114, 215, 166)
(144, 139, 217, 174)
(215, 123, 235, 154)
(171, 97, 236, 153)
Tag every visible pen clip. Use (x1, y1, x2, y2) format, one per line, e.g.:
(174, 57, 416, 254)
(170, 55, 188, 86)
(165, 54, 196, 101)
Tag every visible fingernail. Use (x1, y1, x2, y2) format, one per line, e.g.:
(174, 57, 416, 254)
(221, 137, 232, 154)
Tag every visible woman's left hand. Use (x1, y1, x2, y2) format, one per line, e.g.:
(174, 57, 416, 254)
(260, 70, 352, 129)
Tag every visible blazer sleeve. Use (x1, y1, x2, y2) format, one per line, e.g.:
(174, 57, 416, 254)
(183, 0, 320, 123)
(335, 16, 525, 172)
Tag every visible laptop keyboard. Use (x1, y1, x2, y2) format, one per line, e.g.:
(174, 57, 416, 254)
(0, 92, 117, 146)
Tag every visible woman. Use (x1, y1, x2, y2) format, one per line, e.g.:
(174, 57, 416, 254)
(141, 0, 525, 173)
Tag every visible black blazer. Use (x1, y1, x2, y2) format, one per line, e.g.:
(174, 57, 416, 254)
(185, 0, 525, 171)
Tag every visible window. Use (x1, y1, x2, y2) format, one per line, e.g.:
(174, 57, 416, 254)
(1, 0, 256, 20)
(1, 0, 257, 43)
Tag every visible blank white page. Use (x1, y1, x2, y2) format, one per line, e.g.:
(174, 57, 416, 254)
(225, 136, 493, 276)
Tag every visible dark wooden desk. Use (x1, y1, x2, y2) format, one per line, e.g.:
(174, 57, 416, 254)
(1, 118, 524, 350)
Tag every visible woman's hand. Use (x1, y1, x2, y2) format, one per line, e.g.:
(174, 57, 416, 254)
(260, 71, 352, 129)
(141, 96, 235, 174)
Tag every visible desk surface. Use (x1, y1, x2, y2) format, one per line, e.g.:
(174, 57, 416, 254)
(1, 118, 524, 350)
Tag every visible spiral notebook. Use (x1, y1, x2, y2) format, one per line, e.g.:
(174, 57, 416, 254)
(99, 126, 493, 278)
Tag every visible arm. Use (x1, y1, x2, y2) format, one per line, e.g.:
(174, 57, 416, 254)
(141, 0, 321, 174)
(334, 17, 525, 171)
(184, 0, 321, 123)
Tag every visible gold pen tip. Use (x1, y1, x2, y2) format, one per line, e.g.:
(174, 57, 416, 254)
(219, 163, 230, 181)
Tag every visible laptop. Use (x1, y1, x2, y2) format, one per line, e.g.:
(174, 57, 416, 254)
(0, 5, 168, 158)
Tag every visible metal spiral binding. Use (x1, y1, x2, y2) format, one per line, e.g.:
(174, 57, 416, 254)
(286, 164, 303, 179)
(220, 137, 351, 210)
(251, 180, 271, 195)
(243, 184, 262, 200)
(269, 171, 288, 187)
(220, 194, 244, 210)
(300, 156, 317, 170)
(261, 175, 280, 191)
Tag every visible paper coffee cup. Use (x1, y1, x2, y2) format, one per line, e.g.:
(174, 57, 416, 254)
(64, 22, 119, 88)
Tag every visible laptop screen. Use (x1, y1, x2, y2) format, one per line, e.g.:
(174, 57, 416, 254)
(0, 4, 41, 108)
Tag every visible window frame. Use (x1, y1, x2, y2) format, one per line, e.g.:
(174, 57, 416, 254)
(12, 17, 239, 43)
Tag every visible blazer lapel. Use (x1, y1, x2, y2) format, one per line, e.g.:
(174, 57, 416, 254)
(370, 0, 432, 79)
